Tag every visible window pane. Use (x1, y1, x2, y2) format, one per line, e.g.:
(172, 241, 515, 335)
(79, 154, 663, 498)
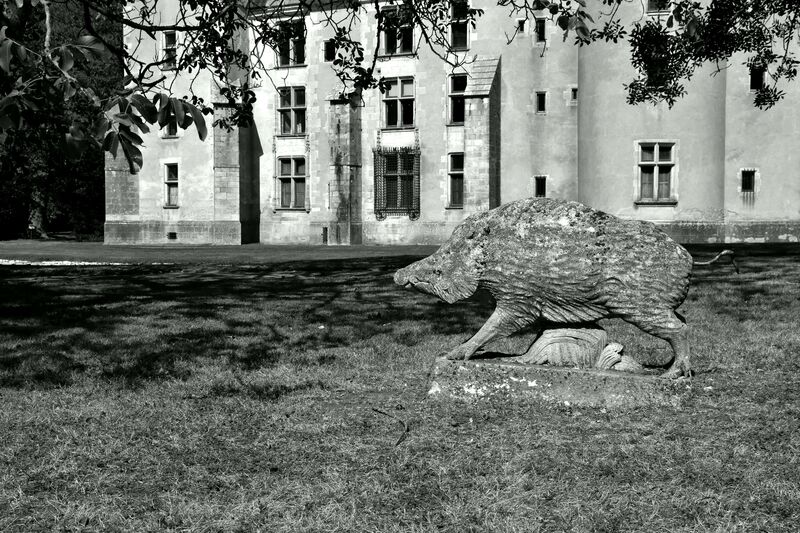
(164, 31, 177, 47)
(166, 122, 178, 136)
(384, 30, 397, 54)
(450, 174, 464, 206)
(294, 178, 306, 207)
(324, 40, 336, 62)
(401, 99, 414, 126)
(536, 92, 546, 112)
(400, 176, 413, 208)
(450, 153, 464, 171)
(278, 42, 291, 66)
(401, 79, 414, 97)
(386, 177, 399, 208)
(294, 109, 306, 133)
(451, 75, 467, 94)
(658, 144, 672, 162)
(281, 179, 292, 207)
(294, 158, 306, 176)
(658, 166, 671, 199)
(294, 38, 305, 64)
(750, 67, 765, 91)
(279, 159, 292, 176)
(386, 154, 398, 174)
(166, 164, 178, 182)
(742, 170, 755, 192)
(167, 183, 178, 206)
(535, 19, 546, 41)
(385, 80, 398, 98)
(385, 100, 398, 127)
(452, 23, 468, 49)
(453, 0, 469, 20)
(640, 144, 655, 162)
(535, 176, 546, 198)
(646, 0, 668, 12)
(399, 27, 413, 53)
(279, 89, 291, 108)
(640, 166, 654, 199)
(294, 88, 305, 107)
(280, 110, 292, 134)
(451, 96, 465, 123)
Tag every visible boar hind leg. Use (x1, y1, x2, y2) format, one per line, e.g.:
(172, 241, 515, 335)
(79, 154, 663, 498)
(446, 307, 534, 361)
(628, 310, 691, 379)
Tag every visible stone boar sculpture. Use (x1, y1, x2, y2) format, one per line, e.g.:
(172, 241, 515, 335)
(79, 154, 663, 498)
(394, 198, 694, 378)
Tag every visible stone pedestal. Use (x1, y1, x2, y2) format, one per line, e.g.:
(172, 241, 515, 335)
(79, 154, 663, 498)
(428, 357, 690, 409)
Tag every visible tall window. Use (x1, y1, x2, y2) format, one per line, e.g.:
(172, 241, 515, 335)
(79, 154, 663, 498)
(162, 31, 177, 70)
(278, 87, 306, 135)
(741, 169, 756, 193)
(451, 0, 469, 50)
(278, 157, 306, 209)
(324, 39, 336, 62)
(750, 65, 765, 91)
(383, 77, 414, 128)
(374, 148, 420, 219)
(277, 21, 305, 66)
(534, 18, 546, 43)
(449, 153, 464, 208)
(165, 163, 179, 207)
(449, 75, 467, 124)
(536, 91, 547, 113)
(382, 7, 414, 55)
(534, 175, 547, 198)
(638, 142, 675, 202)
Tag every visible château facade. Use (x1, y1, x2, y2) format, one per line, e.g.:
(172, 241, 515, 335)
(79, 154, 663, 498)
(105, 0, 800, 245)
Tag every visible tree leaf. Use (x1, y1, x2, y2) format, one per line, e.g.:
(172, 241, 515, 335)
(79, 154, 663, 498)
(129, 93, 158, 123)
(93, 116, 109, 140)
(102, 130, 119, 158)
(58, 46, 74, 72)
(0, 39, 12, 74)
(118, 127, 143, 146)
(119, 136, 143, 173)
(186, 102, 207, 141)
(171, 98, 185, 127)
(113, 112, 135, 128)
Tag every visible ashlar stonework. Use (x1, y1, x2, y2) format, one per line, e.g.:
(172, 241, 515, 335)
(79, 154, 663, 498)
(394, 198, 694, 378)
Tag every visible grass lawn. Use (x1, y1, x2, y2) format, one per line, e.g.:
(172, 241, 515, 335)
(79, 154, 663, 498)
(1, 245, 799, 532)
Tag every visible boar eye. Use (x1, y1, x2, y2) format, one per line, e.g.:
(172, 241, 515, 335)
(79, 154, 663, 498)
(433, 268, 442, 276)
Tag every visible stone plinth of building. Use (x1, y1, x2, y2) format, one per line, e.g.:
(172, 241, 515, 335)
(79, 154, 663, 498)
(427, 357, 690, 409)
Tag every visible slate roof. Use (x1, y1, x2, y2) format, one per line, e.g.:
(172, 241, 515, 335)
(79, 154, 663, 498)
(463, 56, 500, 97)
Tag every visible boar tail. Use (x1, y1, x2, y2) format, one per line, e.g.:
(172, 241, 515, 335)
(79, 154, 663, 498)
(693, 249, 739, 274)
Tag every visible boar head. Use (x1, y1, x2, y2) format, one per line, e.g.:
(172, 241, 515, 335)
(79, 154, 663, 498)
(394, 220, 487, 304)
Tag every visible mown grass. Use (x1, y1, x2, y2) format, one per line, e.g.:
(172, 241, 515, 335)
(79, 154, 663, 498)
(1, 247, 799, 532)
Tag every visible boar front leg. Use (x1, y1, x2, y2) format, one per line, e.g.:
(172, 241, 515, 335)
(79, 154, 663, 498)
(445, 307, 536, 361)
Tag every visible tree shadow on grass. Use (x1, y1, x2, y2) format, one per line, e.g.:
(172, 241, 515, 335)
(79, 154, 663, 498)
(0, 255, 492, 389)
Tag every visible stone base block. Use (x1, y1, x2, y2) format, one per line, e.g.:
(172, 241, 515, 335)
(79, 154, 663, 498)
(428, 357, 690, 409)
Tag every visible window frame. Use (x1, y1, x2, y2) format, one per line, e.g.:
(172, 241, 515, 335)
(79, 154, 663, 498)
(449, 74, 467, 125)
(533, 175, 547, 198)
(276, 20, 306, 67)
(381, 6, 415, 56)
(750, 65, 766, 92)
(161, 30, 178, 70)
(636, 141, 677, 205)
(450, 0, 470, 51)
(534, 18, 546, 43)
(645, 0, 670, 14)
(276, 156, 308, 210)
(323, 39, 336, 62)
(374, 148, 420, 219)
(382, 77, 415, 129)
(164, 162, 179, 208)
(448, 152, 465, 208)
(277, 86, 306, 136)
(535, 91, 547, 114)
